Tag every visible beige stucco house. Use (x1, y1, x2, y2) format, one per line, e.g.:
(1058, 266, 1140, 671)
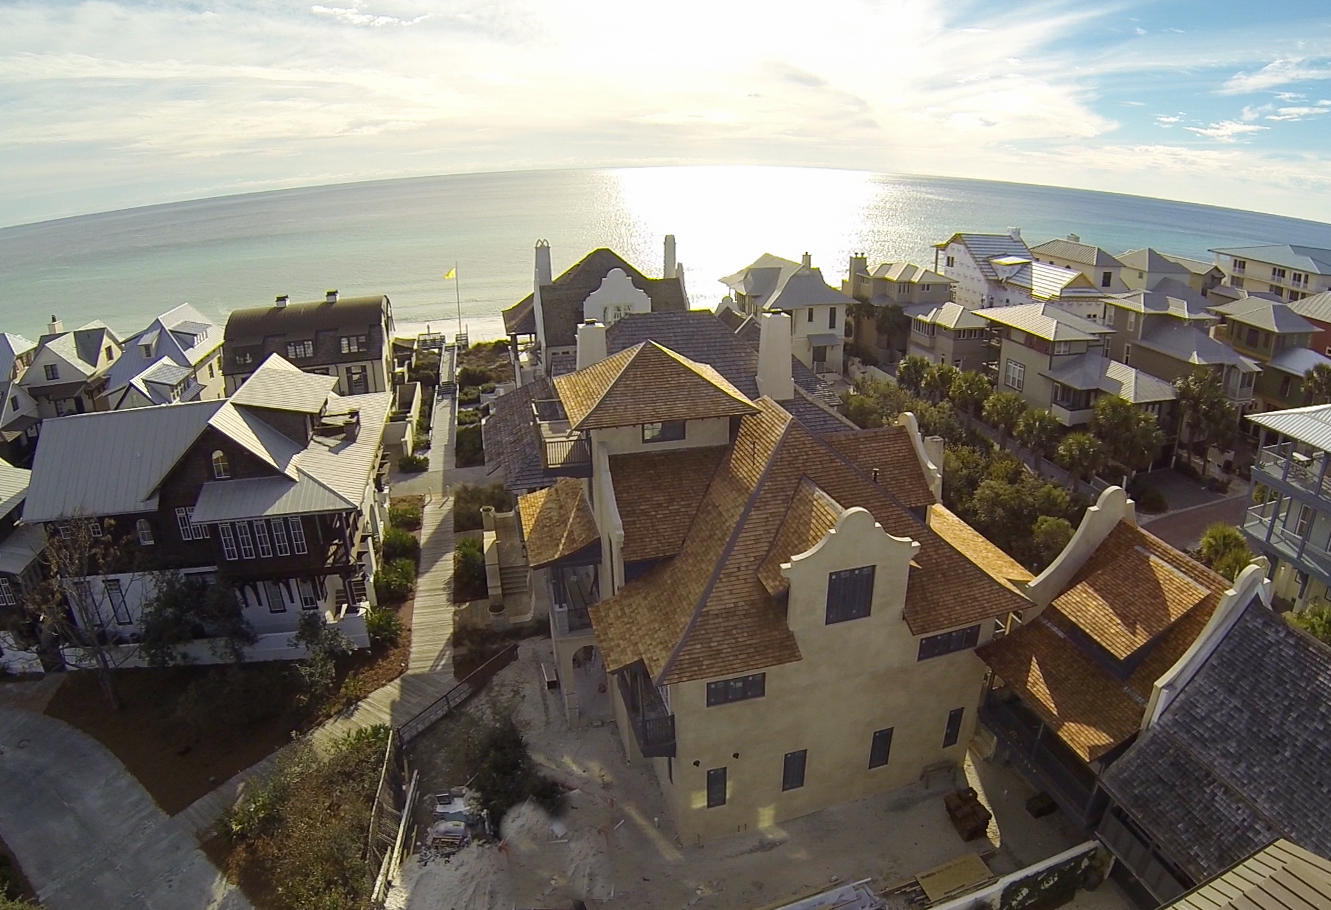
(721, 253, 852, 375)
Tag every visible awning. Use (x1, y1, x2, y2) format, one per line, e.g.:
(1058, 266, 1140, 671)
(806, 333, 842, 347)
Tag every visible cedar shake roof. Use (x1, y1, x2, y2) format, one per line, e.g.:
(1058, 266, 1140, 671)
(757, 479, 843, 596)
(927, 504, 1032, 597)
(1102, 603, 1331, 882)
(611, 447, 727, 563)
(591, 398, 1031, 686)
(824, 426, 936, 509)
(978, 521, 1229, 761)
(501, 248, 687, 346)
(517, 478, 600, 568)
(553, 342, 757, 431)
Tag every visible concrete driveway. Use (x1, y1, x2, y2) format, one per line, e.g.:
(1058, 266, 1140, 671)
(0, 706, 251, 910)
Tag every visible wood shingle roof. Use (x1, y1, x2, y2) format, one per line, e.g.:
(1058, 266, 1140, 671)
(610, 447, 727, 563)
(517, 478, 600, 568)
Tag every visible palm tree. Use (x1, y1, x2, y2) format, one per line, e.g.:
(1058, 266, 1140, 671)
(1091, 396, 1166, 480)
(1174, 368, 1231, 470)
(1016, 408, 1060, 462)
(923, 363, 959, 403)
(1056, 432, 1105, 483)
(1304, 363, 1331, 405)
(949, 371, 992, 424)
(1198, 523, 1252, 581)
(983, 391, 1028, 447)
(896, 355, 930, 395)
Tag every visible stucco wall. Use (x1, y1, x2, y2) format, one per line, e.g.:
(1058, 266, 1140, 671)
(590, 417, 731, 458)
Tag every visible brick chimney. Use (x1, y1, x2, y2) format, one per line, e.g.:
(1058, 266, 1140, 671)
(756, 312, 794, 401)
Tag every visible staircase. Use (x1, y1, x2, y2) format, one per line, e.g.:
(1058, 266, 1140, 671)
(500, 565, 528, 597)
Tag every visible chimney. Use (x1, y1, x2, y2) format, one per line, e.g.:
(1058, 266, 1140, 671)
(534, 239, 552, 288)
(1007, 227, 1022, 242)
(664, 235, 677, 277)
(275, 294, 289, 308)
(576, 320, 607, 370)
(801, 252, 812, 268)
(756, 312, 794, 401)
(325, 289, 338, 304)
(1066, 233, 1080, 243)
(849, 252, 868, 277)
(47, 314, 63, 335)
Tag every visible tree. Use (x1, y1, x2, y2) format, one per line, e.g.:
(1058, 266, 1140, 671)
(1016, 408, 1060, 461)
(922, 363, 960, 403)
(949, 370, 992, 423)
(1288, 605, 1331, 645)
(896, 355, 930, 395)
(1031, 516, 1074, 571)
(1056, 432, 1105, 482)
(1197, 523, 1252, 581)
(1305, 363, 1331, 406)
(290, 611, 353, 700)
(1174, 368, 1236, 477)
(138, 572, 256, 667)
(983, 391, 1029, 447)
(1091, 396, 1166, 479)
(875, 304, 911, 355)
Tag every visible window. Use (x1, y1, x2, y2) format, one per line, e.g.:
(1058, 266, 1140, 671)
(88, 519, 103, 538)
(869, 727, 894, 769)
(1245, 327, 1260, 347)
(219, 523, 238, 560)
(828, 307, 836, 329)
(136, 519, 154, 546)
(235, 351, 253, 366)
(642, 420, 685, 444)
(266, 581, 286, 613)
(1296, 504, 1313, 536)
(211, 450, 230, 479)
(286, 340, 314, 359)
(236, 521, 256, 559)
(340, 335, 368, 354)
(140, 343, 153, 358)
(1123, 343, 1133, 365)
(208, 363, 215, 379)
(54, 398, 74, 417)
(1272, 267, 1287, 281)
(0, 578, 15, 607)
(57, 523, 72, 540)
(1126, 312, 1137, 332)
(175, 507, 191, 540)
(1280, 375, 1293, 399)
(706, 767, 727, 808)
(104, 579, 131, 625)
(104, 345, 113, 360)
(288, 517, 308, 554)
(782, 750, 807, 791)
(1234, 259, 1246, 272)
(1232, 277, 1245, 289)
(253, 520, 273, 558)
(942, 707, 965, 748)
(43, 364, 58, 381)
(945, 255, 955, 268)
(807, 308, 814, 323)
(706, 673, 765, 706)
(298, 578, 319, 609)
(826, 565, 875, 624)
(1003, 359, 1025, 392)
(271, 519, 291, 556)
(1052, 341, 1073, 355)
(917, 624, 981, 660)
(1101, 271, 1112, 288)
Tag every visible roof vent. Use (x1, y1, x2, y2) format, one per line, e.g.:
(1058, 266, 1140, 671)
(326, 289, 339, 304)
(275, 294, 289, 308)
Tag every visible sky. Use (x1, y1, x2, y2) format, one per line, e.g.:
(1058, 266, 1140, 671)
(2, 0, 1331, 227)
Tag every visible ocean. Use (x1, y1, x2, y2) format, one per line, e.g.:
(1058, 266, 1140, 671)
(3, 166, 1331, 344)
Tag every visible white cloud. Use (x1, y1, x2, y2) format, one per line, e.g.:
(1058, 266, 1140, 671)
(309, 5, 428, 28)
(1134, 26, 1146, 36)
(1266, 102, 1331, 121)
(1155, 114, 1181, 126)
(1222, 57, 1331, 94)
(1184, 120, 1269, 142)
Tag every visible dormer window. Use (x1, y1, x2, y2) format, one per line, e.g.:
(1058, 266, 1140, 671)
(212, 450, 230, 479)
(286, 340, 314, 359)
(140, 343, 153, 358)
(104, 346, 112, 360)
(642, 421, 685, 444)
(43, 364, 58, 381)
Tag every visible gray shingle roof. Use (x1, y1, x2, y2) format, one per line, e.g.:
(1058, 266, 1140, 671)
(1031, 237, 1124, 268)
(1101, 600, 1331, 882)
(1118, 248, 1195, 280)
(1210, 244, 1331, 274)
(1136, 323, 1262, 370)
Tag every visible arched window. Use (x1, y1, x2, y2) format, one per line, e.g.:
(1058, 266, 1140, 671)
(136, 519, 154, 546)
(212, 450, 230, 479)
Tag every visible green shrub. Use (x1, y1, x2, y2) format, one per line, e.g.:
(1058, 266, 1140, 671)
(454, 483, 515, 531)
(845, 341, 879, 367)
(413, 432, 431, 451)
(398, 453, 429, 472)
(480, 381, 497, 393)
(374, 557, 416, 603)
(382, 526, 420, 561)
(1130, 484, 1168, 513)
(365, 607, 403, 646)
(454, 538, 487, 601)
(456, 366, 494, 388)
(457, 408, 481, 426)
(456, 424, 484, 467)
(389, 500, 422, 530)
(458, 386, 481, 405)
(470, 718, 566, 832)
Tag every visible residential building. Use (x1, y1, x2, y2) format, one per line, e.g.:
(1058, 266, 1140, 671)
(1157, 841, 1331, 910)
(907, 303, 990, 371)
(21, 355, 390, 660)
(516, 313, 1032, 844)
(1211, 243, 1331, 301)
(1030, 235, 1130, 293)
(842, 256, 956, 361)
(1240, 403, 1331, 611)
(1101, 285, 1259, 411)
(18, 316, 121, 420)
(223, 290, 395, 396)
(0, 333, 36, 382)
(0, 382, 40, 465)
(101, 304, 225, 410)
(977, 486, 1246, 834)
(503, 239, 689, 381)
(0, 459, 47, 675)
(1118, 248, 1223, 296)
(1207, 297, 1331, 410)
(1287, 290, 1331, 356)
(933, 229, 1032, 309)
(721, 253, 852, 375)
(1098, 583, 1331, 903)
(977, 303, 1174, 429)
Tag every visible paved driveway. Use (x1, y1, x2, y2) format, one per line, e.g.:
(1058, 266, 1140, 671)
(1140, 492, 1250, 552)
(0, 707, 251, 910)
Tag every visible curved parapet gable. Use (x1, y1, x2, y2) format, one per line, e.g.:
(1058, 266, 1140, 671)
(1024, 486, 1137, 615)
(895, 412, 942, 502)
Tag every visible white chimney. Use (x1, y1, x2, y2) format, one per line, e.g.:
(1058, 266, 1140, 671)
(849, 252, 867, 277)
(275, 294, 289, 308)
(576, 320, 607, 370)
(534, 239, 552, 288)
(325, 289, 338, 304)
(801, 251, 812, 268)
(756, 312, 794, 401)
(664, 234, 677, 277)
(1067, 233, 1080, 243)
(47, 314, 63, 335)
(1008, 227, 1022, 241)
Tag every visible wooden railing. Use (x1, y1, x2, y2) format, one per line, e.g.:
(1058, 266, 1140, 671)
(398, 643, 519, 743)
(542, 434, 590, 469)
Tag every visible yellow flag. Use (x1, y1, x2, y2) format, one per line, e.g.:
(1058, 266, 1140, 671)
(443, 267, 456, 280)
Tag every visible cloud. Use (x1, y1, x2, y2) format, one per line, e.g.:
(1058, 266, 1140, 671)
(309, 5, 428, 28)
(1155, 114, 1180, 126)
(1266, 101, 1331, 121)
(1184, 120, 1269, 141)
(1134, 26, 1146, 36)
(1222, 57, 1331, 94)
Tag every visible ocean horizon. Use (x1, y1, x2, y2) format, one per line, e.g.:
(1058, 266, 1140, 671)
(3, 165, 1331, 345)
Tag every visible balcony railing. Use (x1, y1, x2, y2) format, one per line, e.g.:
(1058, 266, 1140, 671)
(542, 433, 590, 470)
(1050, 402, 1094, 427)
(551, 567, 596, 636)
(1243, 506, 1331, 579)
(617, 669, 676, 758)
(1254, 442, 1331, 500)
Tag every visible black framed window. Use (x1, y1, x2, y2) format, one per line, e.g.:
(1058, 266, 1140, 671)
(782, 750, 807, 791)
(642, 420, 685, 443)
(869, 727, 894, 769)
(706, 672, 765, 706)
(826, 565, 875, 624)
(706, 767, 727, 808)
(917, 624, 981, 661)
(943, 707, 964, 748)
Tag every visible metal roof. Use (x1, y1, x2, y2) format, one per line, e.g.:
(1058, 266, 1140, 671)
(1030, 237, 1124, 268)
(1265, 347, 1331, 378)
(868, 262, 954, 284)
(766, 266, 854, 311)
(1209, 244, 1331, 274)
(933, 233, 1032, 282)
(914, 302, 987, 330)
(229, 354, 337, 413)
(191, 475, 349, 522)
(805, 332, 842, 346)
(1208, 298, 1317, 334)
(1249, 403, 1331, 450)
(0, 523, 44, 575)
(977, 302, 1114, 342)
(1287, 291, 1331, 325)
(1042, 354, 1177, 403)
(0, 460, 30, 518)
(1163, 840, 1331, 910)
(1105, 282, 1214, 320)
(1136, 323, 1262, 371)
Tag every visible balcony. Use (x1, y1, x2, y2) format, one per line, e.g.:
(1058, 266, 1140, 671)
(1243, 505, 1331, 580)
(1254, 442, 1331, 501)
(617, 665, 676, 758)
(551, 565, 596, 637)
(1051, 402, 1094, 427)
(532, 398, 591, 475)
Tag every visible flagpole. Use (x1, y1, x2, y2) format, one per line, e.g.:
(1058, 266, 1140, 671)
(453, 261, 463, 344)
